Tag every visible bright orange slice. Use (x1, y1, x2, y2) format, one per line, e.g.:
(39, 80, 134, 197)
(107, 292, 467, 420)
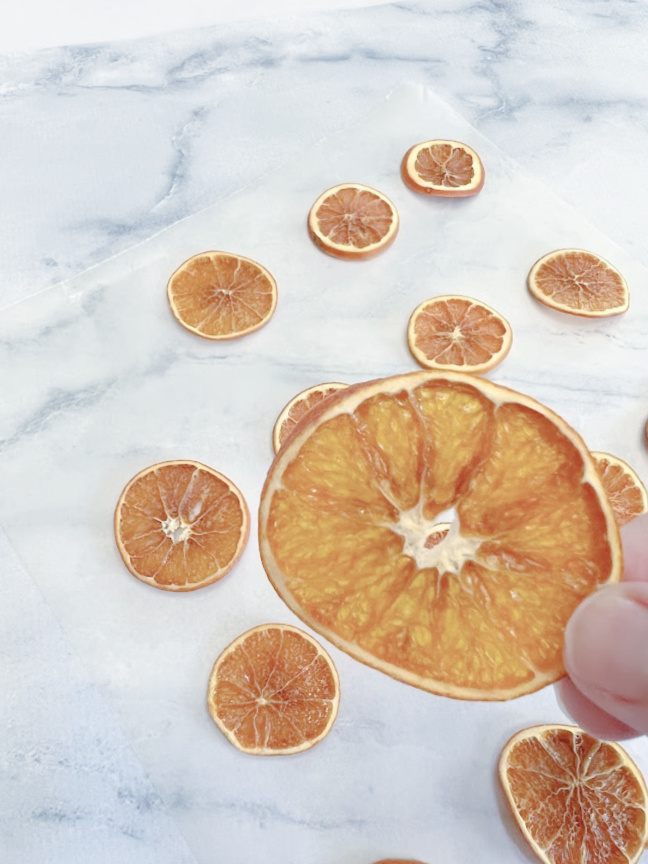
(206, 623, 340, 755)
(407, 295, 512, 373)
(592, 451, 648, 528)
(272, 382, 349, 453)
(499, 724, 648, 864)
(167, 251, 277, 339)
(401, 139, 484, 197)
(259, 371, 621, 700)
(307, 184, 399, 260)
(114, 460, 249, 591)
(527, 249, 629, 317)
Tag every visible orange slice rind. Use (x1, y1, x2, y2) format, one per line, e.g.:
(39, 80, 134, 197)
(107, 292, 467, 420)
(401, 139, 484, 197)
(272, 382, 349, 453)
(206, 623, 340, 755)
(592, 451, 648, 528)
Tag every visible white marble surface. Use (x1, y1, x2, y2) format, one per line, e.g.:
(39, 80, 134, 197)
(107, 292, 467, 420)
(2, 3, 648, 862)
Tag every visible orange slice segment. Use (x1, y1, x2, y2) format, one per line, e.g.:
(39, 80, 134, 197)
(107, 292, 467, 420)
(259, 372, 621, 701)
(499, 724, 648, 864)
(206, 623, 340, 755)
(592, 451, 648, 528)
(527, 249, 629, 317)
(407, 295, 512, 373)
(308, 183, 399, 260)
(114, 460, 249, 591)
(401, 139, 484, 197)
(272, 382, 349, 453)
(167, 251, 277, 339)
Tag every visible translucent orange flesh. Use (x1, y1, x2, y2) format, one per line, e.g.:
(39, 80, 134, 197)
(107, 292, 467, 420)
(169, 254, 275, 336)
(533, 252, 626, 312)
(265, 380, 614, 696)
(315, 188, 394, 249)
(504, 728, 647, 864)
(276, 385, 348, 451)
(594, 456, 647, 527)
(412, 298, 507, 367)
(414, 144, 475, 188)
(211, 627, 338, 751)
(117, 463, 245, 588)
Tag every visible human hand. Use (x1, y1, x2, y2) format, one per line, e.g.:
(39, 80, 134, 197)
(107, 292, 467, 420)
(557, 511, 648, 739)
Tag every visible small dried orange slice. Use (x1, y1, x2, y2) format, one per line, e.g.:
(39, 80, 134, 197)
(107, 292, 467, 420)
(401, 139, 484, 197)
(207, 623, 340, 755)
(272, 382, 349, 453)
(527, 249, 629, 317)
(167, 251, 277, 339)
(499, 724, 648, 864)
(308, 183, 399, 260)
(114, 460, 249, 591)
(407, 295, 512, 373)
(592, 451, 648, 528)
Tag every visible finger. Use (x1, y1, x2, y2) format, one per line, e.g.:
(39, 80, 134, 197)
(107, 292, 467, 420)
(564, 582, 648, 736)
(555, 677, 640, 740)
(621, 512, 648, 583)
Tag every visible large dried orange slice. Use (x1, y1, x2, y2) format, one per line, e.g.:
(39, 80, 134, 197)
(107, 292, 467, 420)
(592, 451, 648, 528)
(307, 183, 399, 260)
(206, 623, 340, 755)
(167, 251, 277, 339)
(272, 382, 349, 453)
(499, 724, 648, 864)
(527, 249, 629, 317)
(401, 139, 484, 197)
(114, 460, 249, 591)
(259, 371, 621, 700)
(407, 295, 512, 373)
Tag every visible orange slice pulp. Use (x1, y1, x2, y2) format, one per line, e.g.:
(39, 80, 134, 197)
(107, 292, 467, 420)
(401, 139, 484, 197)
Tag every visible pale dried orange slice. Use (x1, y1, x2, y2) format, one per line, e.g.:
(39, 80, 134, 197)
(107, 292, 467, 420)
(401, 139, 484, 197)
(114, 460, 249, 591)
(527, 249, 629, 317)
(259, 371, 621, 700)
(499, 724, 648, 864)
(167, 251, 277, 339)
(592, 451, 648, 528)
(272, 382, 349, 453)
(407, 295, 512, 373)
(307, 183, 399, 260)
(206, 623, 340, 755)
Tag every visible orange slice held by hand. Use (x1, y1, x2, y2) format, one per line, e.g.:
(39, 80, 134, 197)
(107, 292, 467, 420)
(401, 139, 484, 197)
(114, 460, 249, 591)
(407, 295, 512, 374)
(272, 382, 349, 453)
(499, 725, 648, 864)
(308, 183, 399, 260)
(592, 451, 648, 528)
(167, 251, 277, 339)
(207, 623, 340, 755)
(259, 371, 621, 701)
(527, 249, 629, 317)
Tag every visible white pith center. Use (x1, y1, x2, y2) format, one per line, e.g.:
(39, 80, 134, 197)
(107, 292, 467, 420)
(390, 505, 481, 572)
(161, 515, 192, 544)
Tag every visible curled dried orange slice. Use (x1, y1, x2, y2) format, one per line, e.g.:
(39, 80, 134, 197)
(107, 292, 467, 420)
(527, 249, 629, 317)
(308, 183, 399, 260)
(407, 295, 512, 374)
(272, 382, 349, 453)
(259, 371, 621, 700)
(592, 451, 648, 528)
(114, 460, 249, 591)
(401, 139, 484, 197)
(499, 724, 648, 864)
(207, 623, 340, 755)
(167, 251, 277, 339)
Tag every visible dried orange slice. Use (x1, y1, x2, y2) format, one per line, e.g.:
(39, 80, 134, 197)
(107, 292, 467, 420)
(114, 460, 249, 591)
(592, 451, 648, 528)
(407, 295, 512, 373)
(272, 382, 349, 453)
(167, 251, 277, 339)
(527, 249, 629, 317)
(307, 183, 399, 260)
(499, 724, 648, 864)
(259, 371, 621, 700)
(401, 139, 484, 197)
(206, 623, 340, 755)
